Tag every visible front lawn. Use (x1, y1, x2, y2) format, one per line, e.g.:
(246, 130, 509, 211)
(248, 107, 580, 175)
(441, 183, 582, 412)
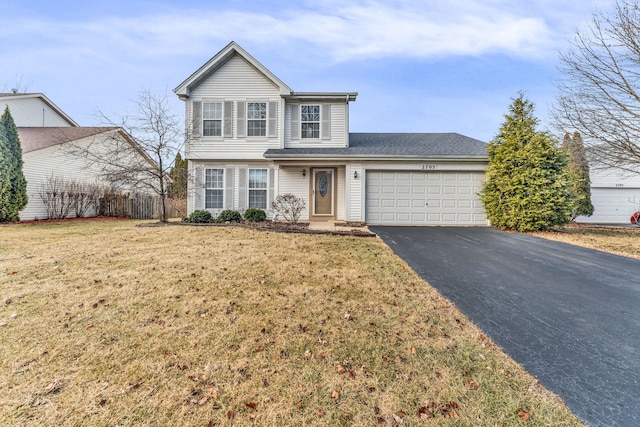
(532, 223, 640, 259)
(0, 221, 582, 426)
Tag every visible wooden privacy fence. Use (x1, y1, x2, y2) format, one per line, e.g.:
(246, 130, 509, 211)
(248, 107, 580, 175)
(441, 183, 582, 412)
(99, 194, 179, 219)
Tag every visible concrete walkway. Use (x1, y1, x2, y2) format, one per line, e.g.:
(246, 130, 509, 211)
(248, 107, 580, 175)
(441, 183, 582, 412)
(307, 221, 370, 233)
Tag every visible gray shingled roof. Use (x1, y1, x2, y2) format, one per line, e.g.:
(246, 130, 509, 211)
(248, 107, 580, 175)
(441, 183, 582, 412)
(264, 133, 487, 159)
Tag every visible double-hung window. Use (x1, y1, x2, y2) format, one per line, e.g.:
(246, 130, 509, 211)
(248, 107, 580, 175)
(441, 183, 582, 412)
(247, 102, 267, 137)
(301, 105, 320, 139)
(205, 168, 224, 209)
(203, 102, 222, 137)
(248, 169, 268, 209)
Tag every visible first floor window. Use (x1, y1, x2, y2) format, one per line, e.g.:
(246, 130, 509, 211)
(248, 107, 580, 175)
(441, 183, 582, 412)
(248, 169, 268, 209)
(203, 102, 222, 136)
(301, 105, 320, 139)
(205, 168, 224, 209)
(247, 102, 267, 137)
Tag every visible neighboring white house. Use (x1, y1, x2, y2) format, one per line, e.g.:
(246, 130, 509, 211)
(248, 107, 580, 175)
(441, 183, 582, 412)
(174, 41, 488, 225)
(2, 92, 157, 221)
(0, 92, 78, 127)
(17, 127, 153, 220)
(576, 168, 640, 224)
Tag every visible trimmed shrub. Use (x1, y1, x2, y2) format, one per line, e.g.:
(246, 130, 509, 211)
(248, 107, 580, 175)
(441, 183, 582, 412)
(244, 208, 266, 222)
(183, 210, 213, 223)
(216, 209, 242, 223)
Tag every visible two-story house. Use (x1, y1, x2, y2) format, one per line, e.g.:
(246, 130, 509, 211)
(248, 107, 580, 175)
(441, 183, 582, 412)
(174, 42, 490, 225)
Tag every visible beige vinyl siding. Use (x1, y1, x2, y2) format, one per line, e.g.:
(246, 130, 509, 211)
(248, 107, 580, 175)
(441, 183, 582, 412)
(347, 164, 364, 222)
(4, 98, 74, 127)
(190, 55, 281, 99)
(337, 167, 345, 221)
(277, 167, 311, 221)
(284, 103, 348, 148)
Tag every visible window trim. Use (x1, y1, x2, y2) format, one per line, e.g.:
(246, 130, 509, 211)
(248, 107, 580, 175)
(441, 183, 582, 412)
(248, 168, 268, 209)
(204, 168, 224, 209)
(202, 101, 223, 138)
(246, 102, 267, 138)
(300, 104, 321, 140)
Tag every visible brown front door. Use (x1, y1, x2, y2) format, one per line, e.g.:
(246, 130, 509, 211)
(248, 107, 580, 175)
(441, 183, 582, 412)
(312, 169, 334, 217)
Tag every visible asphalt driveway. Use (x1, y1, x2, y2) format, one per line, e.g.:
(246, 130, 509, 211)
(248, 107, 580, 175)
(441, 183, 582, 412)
(371, 226, 640, 427)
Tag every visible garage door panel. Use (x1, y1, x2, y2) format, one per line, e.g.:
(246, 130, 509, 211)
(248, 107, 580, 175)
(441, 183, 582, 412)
(397, 199, 410, 208)
(443, 186, 456, 195)
(577, 188, 640, 223)
(366, 171, 487, 225)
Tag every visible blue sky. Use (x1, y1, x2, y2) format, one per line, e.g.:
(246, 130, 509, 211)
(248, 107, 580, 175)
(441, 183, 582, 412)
(1, 0, 611, 142)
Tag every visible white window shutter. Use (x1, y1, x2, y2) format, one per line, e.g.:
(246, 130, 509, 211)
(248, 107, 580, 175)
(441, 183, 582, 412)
(322, 104, 331, 140)
(192, 101, 202, 138)
(268, 101, 278, 138)
(238, 168, 247, 210)
(290, 104, 300, 141)
(195, 165, 204, 210)
(225, 168, 234, 209)
(224, 101, 233, 138)
(268, 168, 275, 209)
(237, 101, 246, 138)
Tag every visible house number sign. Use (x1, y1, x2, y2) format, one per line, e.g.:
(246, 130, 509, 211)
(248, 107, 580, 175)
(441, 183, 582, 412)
(421, 164, 437, 170)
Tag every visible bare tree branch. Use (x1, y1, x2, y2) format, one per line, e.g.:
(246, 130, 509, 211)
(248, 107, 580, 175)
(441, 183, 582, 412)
(67, 90, 186, 222)
(554, 0, 640, 175)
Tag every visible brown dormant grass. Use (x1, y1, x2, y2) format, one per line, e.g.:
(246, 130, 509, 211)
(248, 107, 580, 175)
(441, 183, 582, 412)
(531, 223, 640, 260)
(0, 221, 583, 426)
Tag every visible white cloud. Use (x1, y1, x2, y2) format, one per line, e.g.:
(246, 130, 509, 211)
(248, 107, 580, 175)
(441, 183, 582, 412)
(2, 0, 608, 70)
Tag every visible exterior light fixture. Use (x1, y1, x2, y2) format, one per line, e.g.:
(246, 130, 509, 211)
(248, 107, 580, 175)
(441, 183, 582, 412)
(354, 171, 358, 179)
(302, 168, 307, 177)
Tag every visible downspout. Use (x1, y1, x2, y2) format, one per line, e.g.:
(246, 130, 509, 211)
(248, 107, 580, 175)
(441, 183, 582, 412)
(42, 108, 45, 127)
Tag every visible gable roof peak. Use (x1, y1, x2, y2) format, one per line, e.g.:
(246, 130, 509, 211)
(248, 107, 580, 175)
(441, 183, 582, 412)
(174, 41, 293, 98)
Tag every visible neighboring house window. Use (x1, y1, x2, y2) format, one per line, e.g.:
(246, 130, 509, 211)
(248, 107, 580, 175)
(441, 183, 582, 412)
(205, 168, 224, 209)
(301, 105, 320, 139)
(203, 102, 222, 137)
(247, 102, 267, 137)
(248, 169, 268, 209)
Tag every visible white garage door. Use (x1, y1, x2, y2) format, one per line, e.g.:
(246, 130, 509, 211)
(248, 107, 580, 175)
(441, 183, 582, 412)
(577, 187, 640, 223)
(366, 171, 487, 225)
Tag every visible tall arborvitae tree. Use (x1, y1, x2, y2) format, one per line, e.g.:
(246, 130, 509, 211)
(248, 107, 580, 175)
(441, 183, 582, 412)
(562, 131, 594, 219)
(481, 94, 573, 231)
(0, 106, 28, 222)
(168, 152, 188, 199)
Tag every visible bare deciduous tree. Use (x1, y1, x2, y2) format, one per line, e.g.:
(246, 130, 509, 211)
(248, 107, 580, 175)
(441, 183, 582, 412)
(554, 0, 640, 174)
(70, 90, 184, 222)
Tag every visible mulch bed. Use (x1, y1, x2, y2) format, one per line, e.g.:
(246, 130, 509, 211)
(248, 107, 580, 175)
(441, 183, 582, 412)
(142, 220, 375, 236)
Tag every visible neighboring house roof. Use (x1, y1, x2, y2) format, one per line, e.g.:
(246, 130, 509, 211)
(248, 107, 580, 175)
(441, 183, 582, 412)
(18, 127, 116, 153)
(264, 133, 488, 160)
(0, 93, 79, 127)
(174, 41, 293, 98)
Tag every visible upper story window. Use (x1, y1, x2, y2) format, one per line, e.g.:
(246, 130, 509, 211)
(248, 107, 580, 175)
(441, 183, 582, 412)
(247, 102, 267, 137)
(203, 102, 223, 137)
(204, 168, 224, 209)
(301, 105, 320, 139)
